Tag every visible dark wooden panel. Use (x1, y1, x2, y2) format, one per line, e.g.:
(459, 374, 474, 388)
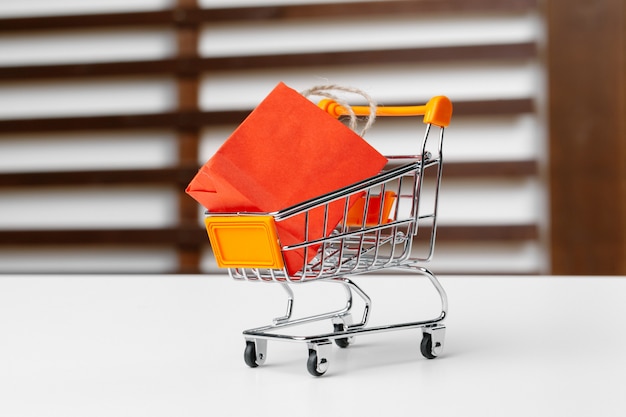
(0, 224, 538, 246)
(0, 0, 538, 32)
(0, 98, 532, 134)
(0, 10, 174, 32)
(0, 43, 536, 81)
(0, 160, 538, 188)
(0, 59, 181, 80)
(198, 0, 538, 21)
(434, 224, 538, 241)
(547, 0, 626, 274)
(0, 227, 204, 246)
(0, 110, 244, 133)
(443, 160, 538, 178)
(437, 271, 541, 276)
(0, 167, 198, 187)
(203, 43, 537, 72)
(175, 0, 203, 274)
(452, 98, 534, 116)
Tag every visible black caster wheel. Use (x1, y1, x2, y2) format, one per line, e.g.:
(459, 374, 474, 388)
(333, 323, 351, 348)
(307, 349, 328, 377)
(420, 332, 438, 359)
(244, 341, 259, 368)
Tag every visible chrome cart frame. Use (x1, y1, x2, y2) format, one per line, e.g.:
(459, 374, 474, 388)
(204, 96, 451, 376)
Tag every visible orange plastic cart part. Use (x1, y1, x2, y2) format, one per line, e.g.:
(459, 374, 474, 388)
(318, 95, 452, 127)
(205, 216, 284, 269)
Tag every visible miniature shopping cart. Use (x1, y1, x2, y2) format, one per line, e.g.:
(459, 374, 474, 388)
(204, 96, 452, 376)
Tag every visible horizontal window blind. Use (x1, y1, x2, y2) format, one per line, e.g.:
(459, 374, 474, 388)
(0, 0, 546, 274)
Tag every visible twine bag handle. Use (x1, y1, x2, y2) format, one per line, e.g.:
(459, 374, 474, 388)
(300, 84, 377, 136)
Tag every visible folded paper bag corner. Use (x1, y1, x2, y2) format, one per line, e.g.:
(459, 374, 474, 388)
(186, 82, 388, 275)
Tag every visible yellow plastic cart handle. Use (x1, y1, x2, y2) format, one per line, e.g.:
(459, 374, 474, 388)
(318, 95, 452, 127)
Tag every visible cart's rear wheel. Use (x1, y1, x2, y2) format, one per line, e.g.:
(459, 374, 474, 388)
(333, 323, 351, 348)
(244, 341, 259, 368)
(307, 349, 328, 377)
(420, 332, 438, 359)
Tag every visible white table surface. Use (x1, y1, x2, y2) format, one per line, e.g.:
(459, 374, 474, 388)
(1, 274, 625, 417)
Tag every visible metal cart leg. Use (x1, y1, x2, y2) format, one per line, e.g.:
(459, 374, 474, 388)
(333, 277, 372, 328)
(330, 277, 372, 348)
(331, 314, 354, 348)
(273, 282, 294, 324)
(398, 264, 448, 322)
(399, 264, 448, 359)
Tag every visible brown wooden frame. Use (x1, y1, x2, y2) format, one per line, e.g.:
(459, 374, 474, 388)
(546, 0, 626, 274)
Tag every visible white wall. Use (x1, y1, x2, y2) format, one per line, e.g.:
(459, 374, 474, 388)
(0, 0, 547, 274)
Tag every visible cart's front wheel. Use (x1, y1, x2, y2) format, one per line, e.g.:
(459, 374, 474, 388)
(244, 339, 267, 368)
(307, 349, 328, 377)
(244, 341, 259, 367)
(420, 333, 437, 359)
(420, 327, 446, 359)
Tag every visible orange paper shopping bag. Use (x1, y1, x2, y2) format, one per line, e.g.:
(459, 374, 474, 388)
(186, 82, 387, 275)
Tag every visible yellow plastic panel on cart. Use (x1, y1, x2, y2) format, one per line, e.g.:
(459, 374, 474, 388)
(205, 216, 284, 269)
